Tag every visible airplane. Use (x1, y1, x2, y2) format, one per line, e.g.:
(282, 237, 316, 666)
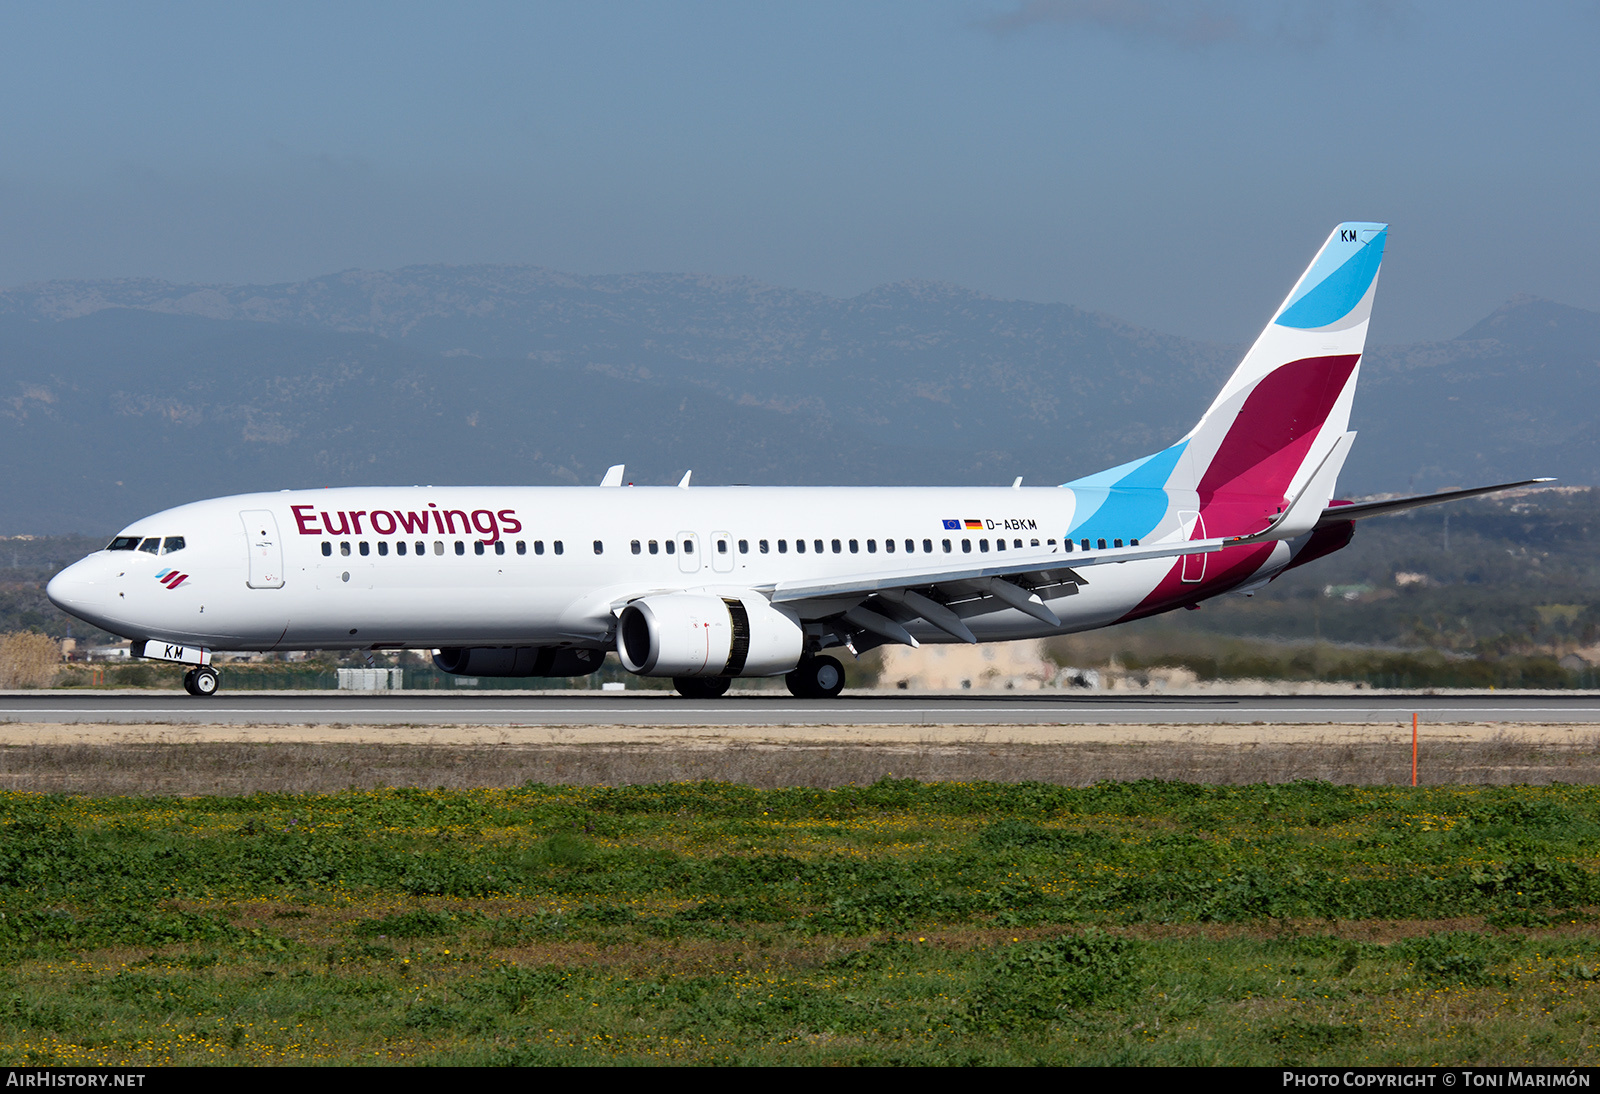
(46, 222, 1547, 698)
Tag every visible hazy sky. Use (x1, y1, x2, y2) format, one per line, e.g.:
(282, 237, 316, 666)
(1, 1, 1596, 343)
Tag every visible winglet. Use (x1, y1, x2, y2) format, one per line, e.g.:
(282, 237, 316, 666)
(600, 465, 625, 487)
(677, 470, 693, 489)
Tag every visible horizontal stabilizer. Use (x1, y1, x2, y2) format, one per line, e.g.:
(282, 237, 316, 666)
(1315, 479, 1554, 528)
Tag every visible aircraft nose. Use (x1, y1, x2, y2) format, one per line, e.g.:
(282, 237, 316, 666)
(47, 560, 98, 614)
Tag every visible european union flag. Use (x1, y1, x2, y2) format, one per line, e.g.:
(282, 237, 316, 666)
(942, 519, 961, 530)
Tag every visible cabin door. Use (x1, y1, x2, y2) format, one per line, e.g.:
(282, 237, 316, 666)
(1178, 511, 1206, 583)
(241, 511, 285, 589)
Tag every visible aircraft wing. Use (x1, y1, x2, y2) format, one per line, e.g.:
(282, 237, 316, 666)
(765, 436, 1366, 646)
(766, 519, 1314, 645)
(1314, 478, 1553, 529)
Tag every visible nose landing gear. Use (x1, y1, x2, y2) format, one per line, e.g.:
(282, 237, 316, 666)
(183, 666, 220, 697)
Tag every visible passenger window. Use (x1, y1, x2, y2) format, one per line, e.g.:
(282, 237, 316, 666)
(738, 540, 748, 553)
(665, 540, 675, 555)
(340, 542, 351, 557)
(397, 541, 407, 556)
(866, 539, 875, 553)
(716, 540, 727, 554)
(1015, 539, 1023, 549)
(905, 539, 915, 553)
(495, 541, 506, 555)
(360, 541, 370, 556)
(833, 539, 843, 553)
(631, 540, 641, 555)
(681, 540, 692, 554)
(1130, 539, 1140, 546)
(778, 539, 787, 553)
(321, 542, 332, 557)
(814, 539, 824, 553)
(434, 541, 445, 556)
(1030, 539, 1039, 547)
(1064, 540, 1074, 552)
(162, 536, 185, 554)
(979, 539, 989, 552)
(593, 540, 604, 555)
(760, 540, 769, 554)
(516, 540, 526, 555)
(378, 542, 389, 556)
(474, 541, 485, 555)
(453, 541, 464, 555)
(1081, 539, 1091, 551)
(848, 539, 858, 553)
(648, 540, 659, 554)
(795, 540, 805, 554)
(554, 541, 564, 555)
(1113, 539, 1123, 548)
(996, 540, 1006, 552)
(883, 539, 893, 553)
(1097, 539, 1107, 550)
(941, 539, 951, 553)
(416, 541, 426, 556)
(962, 539, 972, 553)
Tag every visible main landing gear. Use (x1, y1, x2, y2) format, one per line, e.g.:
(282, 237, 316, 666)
(786, 655, 845, 699)
(668, 655, 848, 700)
(183, 666, 220, 697)
(673, 676, 732, 699)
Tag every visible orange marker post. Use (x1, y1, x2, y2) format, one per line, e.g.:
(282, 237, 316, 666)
(1411, 713, 1418, 787)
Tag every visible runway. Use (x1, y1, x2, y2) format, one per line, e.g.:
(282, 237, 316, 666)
(4, 689, 1600, 727)
(2, 689, 1596, 793)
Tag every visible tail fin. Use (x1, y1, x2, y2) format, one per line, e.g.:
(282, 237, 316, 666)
(1062, 223, 1386, 541)
(1174, 222, 1386, 503)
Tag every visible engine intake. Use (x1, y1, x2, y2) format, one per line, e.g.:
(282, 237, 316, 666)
(432, 646, 604, 677)
(617, 593, 803, 677)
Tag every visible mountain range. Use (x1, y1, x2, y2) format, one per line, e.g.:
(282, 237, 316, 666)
(0, 267, 1589, 533)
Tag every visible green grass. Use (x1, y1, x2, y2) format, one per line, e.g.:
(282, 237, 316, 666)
(3, 779, 1600, 1064)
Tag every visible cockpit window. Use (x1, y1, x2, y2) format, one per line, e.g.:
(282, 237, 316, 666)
(137, 538, 161, 554)
(162, 537, 186, 554)
(107, 536, 141, 551)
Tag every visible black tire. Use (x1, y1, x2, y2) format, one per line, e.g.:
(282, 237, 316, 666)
(786, 655, 845, 699)
(784, 666, 815, 698)
(192, 666, 220, 697)
(673, 676, 731, 699)
(182, 669, 199, 696)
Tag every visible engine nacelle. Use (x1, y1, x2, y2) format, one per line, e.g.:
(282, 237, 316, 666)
(617, 593, 803, 677)
(432, 646, 604, 677)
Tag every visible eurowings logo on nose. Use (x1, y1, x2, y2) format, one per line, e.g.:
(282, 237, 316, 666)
(154, 568, 189, 590)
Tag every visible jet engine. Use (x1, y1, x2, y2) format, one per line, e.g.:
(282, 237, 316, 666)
(617, 593, 803, 677)
(432, 646, 604, 677)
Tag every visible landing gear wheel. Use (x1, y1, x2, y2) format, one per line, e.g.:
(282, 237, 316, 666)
(186, 666, 219, 697)
(673, 676, 731, 699)
(786, 655, 845, 699)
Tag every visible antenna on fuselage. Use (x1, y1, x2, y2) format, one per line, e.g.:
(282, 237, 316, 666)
(677, 470, 692, 489)
(1012, 477, 1023, 488)
(600, 464, 625, 487)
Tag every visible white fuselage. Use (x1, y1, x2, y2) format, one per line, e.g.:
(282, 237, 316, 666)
(46, 484, 1292, 661)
